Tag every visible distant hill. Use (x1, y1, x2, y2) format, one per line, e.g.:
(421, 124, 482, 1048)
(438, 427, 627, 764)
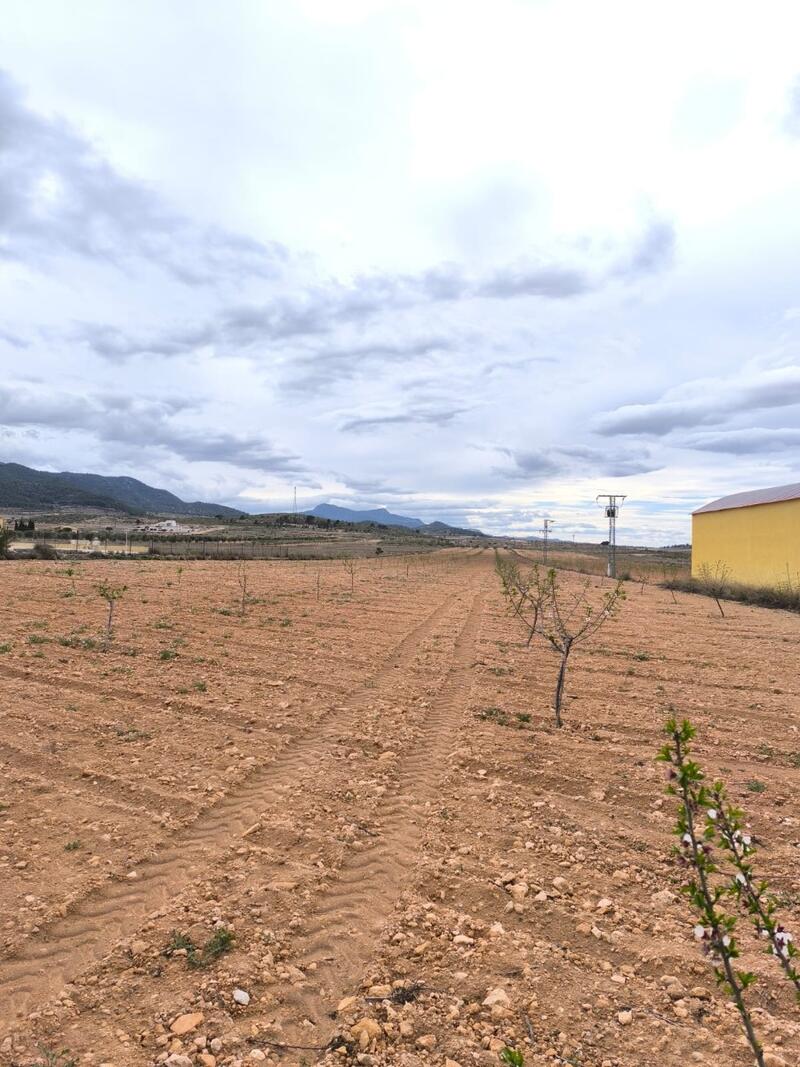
(0, 462, 241, 517)
(306, 502, 483, 537)
(308, 503, 424, 528)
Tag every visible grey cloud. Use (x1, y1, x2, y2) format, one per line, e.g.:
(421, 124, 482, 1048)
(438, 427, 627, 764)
(595, 366, 800, 436)
(475, 264, 590, 299)
(0, 382, 303, 474)
(340, 404, 468, 434)
(612, 219, 676, 279)
(0, 70, 287, 285)
(498, 443, 659, 483)
(281, 336, 455, 395)
(74, 217, 676, 362)
(686, 427, 800, 454)
(0, 327, 28, 348)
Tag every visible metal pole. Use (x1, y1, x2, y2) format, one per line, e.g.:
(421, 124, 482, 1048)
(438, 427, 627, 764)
(596, 495, 626, 580)
(608, 508, 615, 578)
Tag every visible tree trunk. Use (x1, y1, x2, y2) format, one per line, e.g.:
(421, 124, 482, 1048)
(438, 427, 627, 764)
(553, 640, 572, 728)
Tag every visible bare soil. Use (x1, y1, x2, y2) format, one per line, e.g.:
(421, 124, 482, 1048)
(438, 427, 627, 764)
(0, 550, 798, 1067)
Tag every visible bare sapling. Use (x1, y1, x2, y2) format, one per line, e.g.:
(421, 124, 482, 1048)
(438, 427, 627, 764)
(657, 717, 782, 1066)
(96, 581, 126, 640)
(698, 560, 732, 617)
(342, 558, 356, 594)
(236, 560, 249, 617)
(540, 569, 625, 728)
(661, 563, 678, 604)
(495, 552, 549, 646)
(316, 571, 321, 602)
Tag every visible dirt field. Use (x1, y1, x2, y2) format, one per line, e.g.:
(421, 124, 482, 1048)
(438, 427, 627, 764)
(0, 550, 798, 1067)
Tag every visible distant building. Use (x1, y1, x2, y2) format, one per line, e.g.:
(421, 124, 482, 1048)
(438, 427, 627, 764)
(142, 520, 180, 533)
(692, 481, 800, 588)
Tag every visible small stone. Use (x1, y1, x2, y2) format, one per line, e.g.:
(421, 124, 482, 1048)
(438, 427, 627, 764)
(337, 995, 359, 1013)
(266, 880, 298, 891)
(248, 1052, 266, 1063)
(482, 987, 510, 1008)
(651, 889, 676, 910)
(596, 897, 614, 914)
(169, 1013, 204, 1036)
(617, 1010, 633, 1026)
(415, 1034, 436, 1050)
(130, 940, 148, 955)
(198, 1057, 216, 1067)
(351, 1018, 381, 1043)
(367, 984, 392, 998)
(452, 934, 474, 946)
(233, 988, 251, 1005)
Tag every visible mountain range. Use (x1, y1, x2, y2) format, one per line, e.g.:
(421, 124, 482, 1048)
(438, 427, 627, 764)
(0, 463, 241, 517)
(306, 502, 483, 536)
(0, 462, 484, 534)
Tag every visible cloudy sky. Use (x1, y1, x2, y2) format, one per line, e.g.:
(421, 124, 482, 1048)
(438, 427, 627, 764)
(2, 0, 800, 543)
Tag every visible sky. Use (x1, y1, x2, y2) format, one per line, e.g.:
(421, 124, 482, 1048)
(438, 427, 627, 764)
(2, 0, 800, 544)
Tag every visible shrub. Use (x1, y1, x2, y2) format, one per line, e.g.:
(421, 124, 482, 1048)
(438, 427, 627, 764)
(32, 542, 59, 560)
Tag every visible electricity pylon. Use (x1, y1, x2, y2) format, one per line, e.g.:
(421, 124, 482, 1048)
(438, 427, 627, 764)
(596, 495, 626, 578)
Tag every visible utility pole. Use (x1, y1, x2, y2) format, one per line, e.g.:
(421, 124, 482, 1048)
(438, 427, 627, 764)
(293, 486, 297, 516)
(596, 494, 626, 578)
(541, 517, 556, 565)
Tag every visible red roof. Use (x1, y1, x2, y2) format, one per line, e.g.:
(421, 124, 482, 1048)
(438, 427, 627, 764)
(693, 481, 800, 515)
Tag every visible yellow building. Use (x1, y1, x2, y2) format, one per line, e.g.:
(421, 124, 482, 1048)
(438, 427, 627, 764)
(692, 482, 800, 588)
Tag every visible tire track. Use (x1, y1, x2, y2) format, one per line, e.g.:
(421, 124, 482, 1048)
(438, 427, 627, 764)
(262, 589, 484, 1045)
(0, 588, 464, 1033)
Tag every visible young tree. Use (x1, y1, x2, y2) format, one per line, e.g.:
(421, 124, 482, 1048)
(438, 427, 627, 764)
(540, 569, 625, 728)
(698, 560, 732, 617)
(658, 719, 767, 1065)
(661, 563, 679, 604)
(236, 560, 249, 617)
(495, 553, 549, 646)
(96, 581, 126, 639)
(342, 558, 356, 594)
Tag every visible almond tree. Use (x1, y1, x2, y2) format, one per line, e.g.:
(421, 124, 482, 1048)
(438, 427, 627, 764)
(540, 569, 625, 727)
(495, 553, 549, 646)
(96, 581, 126, 640)
(658, 718, 764, 1065)
(698, 560, 732, 617)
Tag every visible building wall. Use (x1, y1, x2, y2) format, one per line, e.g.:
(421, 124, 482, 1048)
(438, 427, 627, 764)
(692, 497, 800, 588)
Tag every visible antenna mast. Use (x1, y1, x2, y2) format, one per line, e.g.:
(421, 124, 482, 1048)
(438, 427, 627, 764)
(595, 494, 626, 578)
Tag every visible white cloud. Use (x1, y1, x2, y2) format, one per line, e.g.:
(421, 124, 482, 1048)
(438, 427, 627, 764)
(3, 1, 800, 543)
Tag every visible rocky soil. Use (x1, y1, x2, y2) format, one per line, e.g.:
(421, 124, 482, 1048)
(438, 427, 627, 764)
(0, 550, 798, 1067)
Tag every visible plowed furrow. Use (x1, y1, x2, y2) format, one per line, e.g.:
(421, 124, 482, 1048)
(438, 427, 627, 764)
(0, 590, 459, 1033)
(263, 590, 483, 1044)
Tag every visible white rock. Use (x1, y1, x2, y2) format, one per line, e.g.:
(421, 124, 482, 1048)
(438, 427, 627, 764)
(233, 987, 251, 1005)
(483, 987, 511, 1008)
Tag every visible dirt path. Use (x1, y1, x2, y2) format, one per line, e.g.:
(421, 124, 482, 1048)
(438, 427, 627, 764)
(267, 590, 484, 1046)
